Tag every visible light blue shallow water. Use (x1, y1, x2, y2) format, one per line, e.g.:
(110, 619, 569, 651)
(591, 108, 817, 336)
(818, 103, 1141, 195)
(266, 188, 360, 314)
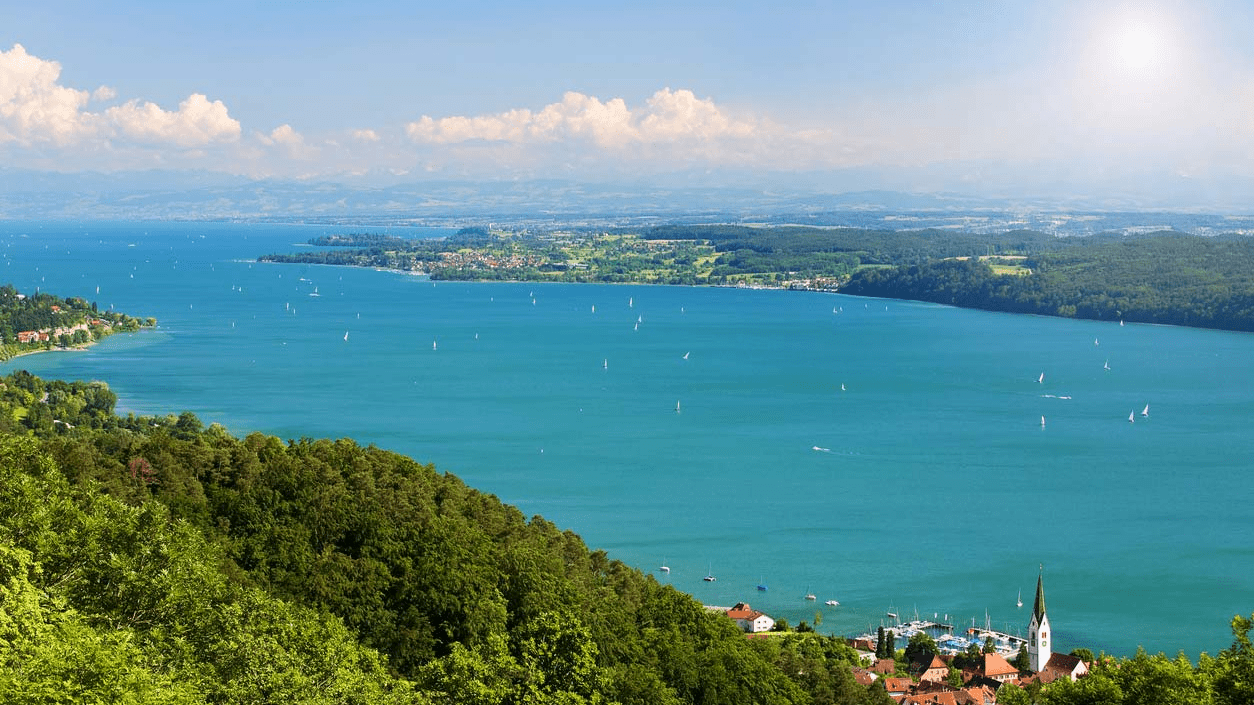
(3, 221, 1251, 658)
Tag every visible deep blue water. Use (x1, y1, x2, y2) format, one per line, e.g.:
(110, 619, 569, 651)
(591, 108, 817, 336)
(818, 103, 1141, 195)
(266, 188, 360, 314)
(3, 220, 1251, 658)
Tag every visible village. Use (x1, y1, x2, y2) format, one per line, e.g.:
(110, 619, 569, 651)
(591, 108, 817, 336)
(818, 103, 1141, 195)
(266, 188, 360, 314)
(708, 572, 1088, 704)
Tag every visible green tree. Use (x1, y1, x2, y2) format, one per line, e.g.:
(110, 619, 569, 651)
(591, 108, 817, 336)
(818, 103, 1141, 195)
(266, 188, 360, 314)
(903, 631, 939, 665)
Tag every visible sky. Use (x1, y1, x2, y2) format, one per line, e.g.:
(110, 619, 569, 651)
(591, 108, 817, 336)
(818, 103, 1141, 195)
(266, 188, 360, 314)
(3, 0, 1254, 203)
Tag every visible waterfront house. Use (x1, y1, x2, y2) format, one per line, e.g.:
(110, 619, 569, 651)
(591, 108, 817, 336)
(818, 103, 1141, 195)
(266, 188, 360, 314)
(725, 602, 775, 633)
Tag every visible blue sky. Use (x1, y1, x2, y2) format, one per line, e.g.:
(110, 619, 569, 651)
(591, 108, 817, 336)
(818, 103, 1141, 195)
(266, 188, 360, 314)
(4, 0, 1254, 202)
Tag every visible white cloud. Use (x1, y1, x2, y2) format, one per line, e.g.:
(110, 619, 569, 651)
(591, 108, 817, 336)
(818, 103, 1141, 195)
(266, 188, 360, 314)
(105, 93, 240, 146)
(255, 123, 317, 160)
(406, 88, 756, 150)
(0, 43, 238, 150)
(351, 128, 380, 142)
(0, 43, 93, 145)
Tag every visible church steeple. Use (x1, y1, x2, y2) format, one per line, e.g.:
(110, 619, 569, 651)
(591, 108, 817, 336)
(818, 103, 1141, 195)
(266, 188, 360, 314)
(1028, 565, 1051, 672)
(1033, 567, 1047, 622)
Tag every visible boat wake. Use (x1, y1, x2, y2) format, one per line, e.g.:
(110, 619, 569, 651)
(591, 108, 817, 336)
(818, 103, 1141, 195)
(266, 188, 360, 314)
(812, 446, 831, 453)
(1039, 394, 1072, 400)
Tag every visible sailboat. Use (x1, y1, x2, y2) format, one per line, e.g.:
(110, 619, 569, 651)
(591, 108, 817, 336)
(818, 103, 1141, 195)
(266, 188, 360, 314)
(1040, 416, 1046, 428)
(1141, 403, 1150, 417)
(840, 383, 846, 392)
(591, 304, 595, 313)
(675, 400, 681, 414)
(757, 577, 768, 591)
(343, 331, 349, 342)
(432, 340, 437, 351)
(628, 297, 633, 308)
(682, 351, 690, 360)
(1104, 360, 1111, 371)
(1017, 589, 1023, 608)
(703, 564, 716, 582)
(1038, 372, 1044, 384)
(804, 586, 816, 601)
(1128, 410, 1135, 423)
(1094, 337, 1099, 346)
(658, 558, 670, 574)
(603, 358, 608, 370)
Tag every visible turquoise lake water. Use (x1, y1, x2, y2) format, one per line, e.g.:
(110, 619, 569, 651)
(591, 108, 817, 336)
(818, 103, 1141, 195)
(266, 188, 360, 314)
(3, 220, 1251, 658)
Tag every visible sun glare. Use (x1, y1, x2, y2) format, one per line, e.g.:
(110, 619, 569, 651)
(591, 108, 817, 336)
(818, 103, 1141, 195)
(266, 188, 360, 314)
(1113, 22, 1164, 73)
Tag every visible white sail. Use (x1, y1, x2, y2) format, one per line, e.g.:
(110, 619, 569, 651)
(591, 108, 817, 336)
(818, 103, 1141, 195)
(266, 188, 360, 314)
(1141, 403, 1149, 417)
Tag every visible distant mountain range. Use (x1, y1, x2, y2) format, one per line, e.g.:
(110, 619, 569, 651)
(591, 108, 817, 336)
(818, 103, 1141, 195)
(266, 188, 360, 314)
(1, 167, 1252, 236)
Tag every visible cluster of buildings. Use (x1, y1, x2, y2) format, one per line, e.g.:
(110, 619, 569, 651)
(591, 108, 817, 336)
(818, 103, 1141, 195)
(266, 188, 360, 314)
(14, 320, 103, 345)
(715, 570, 1090, 703)
(435, 249, 542, 271)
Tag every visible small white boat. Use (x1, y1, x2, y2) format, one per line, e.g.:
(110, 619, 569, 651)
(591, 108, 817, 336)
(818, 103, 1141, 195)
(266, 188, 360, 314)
(1104, 360, 1111, 371)
(840, 383, 846, 392)
(1017, 589, 1023, 608)
(603, 358, 608, 370)
(1128, 410, 1135, 423)
(1040, 416, 1046, 428)
(682, 351, 689, 360)
(675, 400, 681, 414)
(1141, 403, 1150, 417)
(628, 297, 633, 308)
(591, 305, 595, 313)
(1094, 337, 1099, 346)
(1038, 372, 1044, 384)
(343, 331, 349, 342)
(703, 563, 715, 582)
(804, 586, 816, 601)
(432, 340, 437, 351)
(659, 558, 670, 574)
(825, 599, 839, 606)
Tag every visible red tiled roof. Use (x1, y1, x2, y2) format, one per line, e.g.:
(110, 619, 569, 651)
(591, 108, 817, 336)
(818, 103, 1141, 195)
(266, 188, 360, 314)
(873, 658, 897, 674)
(980, 653, 1018, 677)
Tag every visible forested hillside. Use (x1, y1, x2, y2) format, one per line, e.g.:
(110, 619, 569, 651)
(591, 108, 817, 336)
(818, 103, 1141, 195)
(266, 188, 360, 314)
(0, 371, 892, 704)
(840, 234, 1254, 331)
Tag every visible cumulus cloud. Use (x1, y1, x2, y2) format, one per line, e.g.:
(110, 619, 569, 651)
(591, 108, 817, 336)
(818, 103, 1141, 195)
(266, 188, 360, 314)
(255, 123, 317, 160)
(406, 88, 756, 150)
(351, 128, 380, 142)
(105, 93, 240, 146)
(0, 43, 93, 145)
(0, 43, 239, 150)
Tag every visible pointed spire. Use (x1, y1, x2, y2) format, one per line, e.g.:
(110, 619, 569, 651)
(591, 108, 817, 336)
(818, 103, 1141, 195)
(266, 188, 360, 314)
(1033, 564, 1047, 622)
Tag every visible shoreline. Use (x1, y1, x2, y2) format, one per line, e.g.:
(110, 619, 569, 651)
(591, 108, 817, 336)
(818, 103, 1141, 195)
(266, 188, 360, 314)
(259, 257, 1252, 336)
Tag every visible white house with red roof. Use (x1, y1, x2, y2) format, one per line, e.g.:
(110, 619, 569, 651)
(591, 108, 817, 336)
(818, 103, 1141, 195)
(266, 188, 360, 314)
(725, 602, 775, 633)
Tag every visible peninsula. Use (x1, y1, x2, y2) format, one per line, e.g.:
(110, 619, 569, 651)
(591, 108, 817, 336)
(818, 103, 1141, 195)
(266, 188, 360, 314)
(0, 284, 155, 362)
(260, 224, 1254, 333)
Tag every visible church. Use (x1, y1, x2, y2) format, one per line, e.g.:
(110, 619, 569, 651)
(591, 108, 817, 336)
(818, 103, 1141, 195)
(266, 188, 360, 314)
(1027, 567, 1090, 682)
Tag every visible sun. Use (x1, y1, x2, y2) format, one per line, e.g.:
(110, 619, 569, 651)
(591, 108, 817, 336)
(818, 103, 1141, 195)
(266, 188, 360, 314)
(1112, 21, 1165, 73)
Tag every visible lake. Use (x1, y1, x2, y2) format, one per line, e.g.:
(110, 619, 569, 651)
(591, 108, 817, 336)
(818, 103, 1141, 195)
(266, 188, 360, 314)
(3, 220, 1251, 658)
